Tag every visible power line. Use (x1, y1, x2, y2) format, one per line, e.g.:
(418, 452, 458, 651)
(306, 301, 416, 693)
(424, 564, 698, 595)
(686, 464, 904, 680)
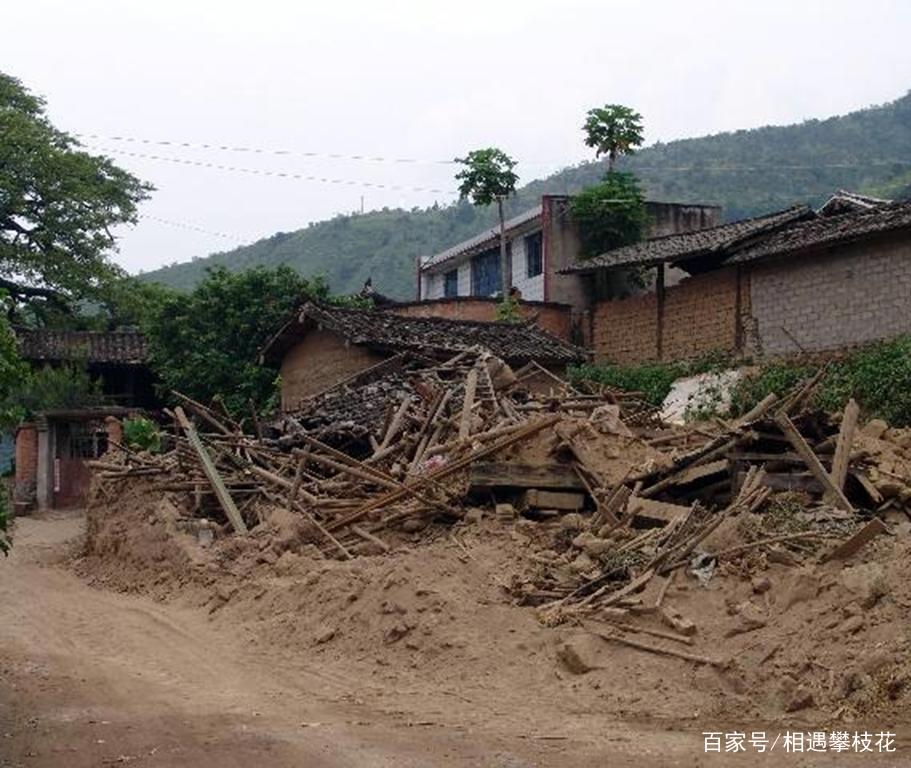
(78, 132, 911, 173)
(139, 214, 248, 243)
(79, 133, 459, 166)
(91, 146, 459, 194)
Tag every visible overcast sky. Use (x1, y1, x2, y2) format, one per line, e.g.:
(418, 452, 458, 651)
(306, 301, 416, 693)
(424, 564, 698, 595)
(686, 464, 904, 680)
(4, 0, 911, 274)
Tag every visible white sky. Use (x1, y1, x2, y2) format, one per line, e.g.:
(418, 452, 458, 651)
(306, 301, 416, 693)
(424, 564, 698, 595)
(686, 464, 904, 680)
(4, 0, 911, 274)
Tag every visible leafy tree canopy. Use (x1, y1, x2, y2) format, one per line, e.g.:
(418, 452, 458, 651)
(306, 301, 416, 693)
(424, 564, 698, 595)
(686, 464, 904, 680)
(144, 265, 335, 415)
(583, 104, 645, 170)
(0, 291, 28, 427)
(570, 172, 647, 259)
(0, 362, 104, 428)
(0, 71, 152, 321)
(454, 148, 518, 206)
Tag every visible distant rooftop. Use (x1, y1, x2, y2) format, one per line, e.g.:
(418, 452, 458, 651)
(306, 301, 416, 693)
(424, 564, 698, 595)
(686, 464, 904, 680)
(420, 204, 543, 273)
(15, 328, 148, 365)
(261, 302, 585, 366)
(562, 206, 815, 274)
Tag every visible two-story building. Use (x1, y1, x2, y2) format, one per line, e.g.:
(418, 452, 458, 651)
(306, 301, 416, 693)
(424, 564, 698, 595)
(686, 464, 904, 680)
(417, 194, 721, 307)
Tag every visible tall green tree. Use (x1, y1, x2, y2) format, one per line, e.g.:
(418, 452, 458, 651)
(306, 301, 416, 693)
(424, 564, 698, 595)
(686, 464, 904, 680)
(144, 266, 332, 415)
(454, 148, 518, 299)
(0, 72, 152, 322)
(583, 104, 645, 171)
(0, 292, 28, 428)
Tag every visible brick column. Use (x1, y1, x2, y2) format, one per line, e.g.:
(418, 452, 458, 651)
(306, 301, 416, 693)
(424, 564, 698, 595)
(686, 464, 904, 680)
(13, 423, 38, 511)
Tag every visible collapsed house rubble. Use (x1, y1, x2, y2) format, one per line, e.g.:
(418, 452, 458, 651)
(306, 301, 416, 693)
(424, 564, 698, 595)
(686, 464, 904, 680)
(85, 351, 911, 720)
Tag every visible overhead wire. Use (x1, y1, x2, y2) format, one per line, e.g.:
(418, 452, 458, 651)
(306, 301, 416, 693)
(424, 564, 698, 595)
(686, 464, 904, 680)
(78, 131, 911, 173)
(139, 214, 249, 243)
(90, 145, 459, 195)
(78, 132, 459, 166)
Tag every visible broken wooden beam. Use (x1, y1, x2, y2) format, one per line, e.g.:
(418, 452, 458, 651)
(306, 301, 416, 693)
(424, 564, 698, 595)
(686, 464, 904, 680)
(174, 406, 247, 534)
(830, 398, 860, 492)
(469, 462, 585, 492)
(774, 412, 854, 512)
(522, 489, 585, 511)
(822, 517, 888, 562)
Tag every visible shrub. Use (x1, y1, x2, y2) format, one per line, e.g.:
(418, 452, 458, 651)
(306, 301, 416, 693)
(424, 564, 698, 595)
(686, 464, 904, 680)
(122, 416, 162, 453)
(570, 361, 687, 407)
(730, 336, 911, 426)
(729, 362, 813, 417)
(816, 336, 911, 425)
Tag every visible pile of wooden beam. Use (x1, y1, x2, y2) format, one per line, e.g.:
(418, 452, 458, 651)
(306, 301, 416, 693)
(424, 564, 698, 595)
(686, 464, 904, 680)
(91, 358, 907, 586)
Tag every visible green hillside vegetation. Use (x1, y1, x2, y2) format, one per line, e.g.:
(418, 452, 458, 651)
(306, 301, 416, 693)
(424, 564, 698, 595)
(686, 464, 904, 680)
(140, 91, 911, 298)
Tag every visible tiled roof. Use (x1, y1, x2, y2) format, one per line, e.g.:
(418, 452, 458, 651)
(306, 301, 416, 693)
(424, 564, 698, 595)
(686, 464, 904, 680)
(561, 206, 814, 273)
(420, 205, 543, 272)
(261, 302, 585, 365)
(15, 328, 149, 365)
(726, 199, 911, 264)
(817, 189, 891, 217)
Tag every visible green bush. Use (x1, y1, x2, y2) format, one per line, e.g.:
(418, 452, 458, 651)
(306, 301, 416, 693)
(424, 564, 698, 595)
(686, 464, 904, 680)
(729, 362, 813, 417)
(570, 361, 688, 406)
(569, 350, 733, 408)
(122, 416, 162, 453)
(0, 362, 104, 426)
(816, 336, 911, 425)
(571, 337, 911, 426)
(730, 336, 911, 426)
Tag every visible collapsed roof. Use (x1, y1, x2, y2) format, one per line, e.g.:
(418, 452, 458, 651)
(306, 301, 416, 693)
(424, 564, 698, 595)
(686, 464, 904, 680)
(260, 302, 586, 367)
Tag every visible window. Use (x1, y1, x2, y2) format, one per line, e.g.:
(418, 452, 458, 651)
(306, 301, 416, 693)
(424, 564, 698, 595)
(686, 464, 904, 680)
(443, 269, 459, 297)
(471, 248, 501, 296)
(525, 232, 543, 278)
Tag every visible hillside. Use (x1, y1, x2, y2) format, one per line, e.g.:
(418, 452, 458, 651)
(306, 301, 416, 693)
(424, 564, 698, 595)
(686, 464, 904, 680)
(140, 91, 911, 298)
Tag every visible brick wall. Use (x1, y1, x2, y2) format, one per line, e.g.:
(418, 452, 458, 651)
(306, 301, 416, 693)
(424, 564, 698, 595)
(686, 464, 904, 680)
(592, 292, 658, 364)
(14, 423, 38, 507)
(748, 233, 911, 356)
(663, 268, 739, 360)
(280, 329, 386, 409)
(387, 298, 575, 342)
(592, 268, 740, 364)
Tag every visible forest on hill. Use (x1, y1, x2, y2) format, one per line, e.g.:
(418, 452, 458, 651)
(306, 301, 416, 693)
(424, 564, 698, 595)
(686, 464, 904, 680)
(140, 91, 911, 299)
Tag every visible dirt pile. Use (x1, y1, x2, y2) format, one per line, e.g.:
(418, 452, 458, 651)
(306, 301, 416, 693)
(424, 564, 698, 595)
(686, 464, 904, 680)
(80, 362, 911, 727)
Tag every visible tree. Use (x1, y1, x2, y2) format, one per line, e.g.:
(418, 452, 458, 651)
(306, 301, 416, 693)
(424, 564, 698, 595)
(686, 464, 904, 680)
(0, 292, 28, 428)
(583, 104, 644, 171)
(0, 72, 152, 321)
(570, 172, 647, 259)
(454, 148, 518, 299)
(144, 266, 333, 415)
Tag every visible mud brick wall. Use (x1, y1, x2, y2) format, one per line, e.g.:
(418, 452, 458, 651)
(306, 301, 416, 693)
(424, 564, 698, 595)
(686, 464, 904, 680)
(592, 268, 740, 364)
(662, 268, 740, 360)
(280, 329, 386, 410)
(388, 299, 575, 342)
(748, 235, 911, 356)
(592, 292, 658, 364)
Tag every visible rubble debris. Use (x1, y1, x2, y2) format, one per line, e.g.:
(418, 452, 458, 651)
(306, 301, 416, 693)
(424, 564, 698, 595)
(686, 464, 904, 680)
(88, 357, 911, 712)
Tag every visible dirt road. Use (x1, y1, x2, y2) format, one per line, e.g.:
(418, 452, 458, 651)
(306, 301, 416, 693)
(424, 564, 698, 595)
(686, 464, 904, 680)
(0, 511, 903, 767)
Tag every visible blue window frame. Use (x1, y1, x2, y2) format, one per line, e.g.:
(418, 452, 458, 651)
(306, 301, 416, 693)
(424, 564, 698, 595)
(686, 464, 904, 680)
(471, 248, 501, 296)
(525, 232, 543, 278)
(443, 269, 459, 297)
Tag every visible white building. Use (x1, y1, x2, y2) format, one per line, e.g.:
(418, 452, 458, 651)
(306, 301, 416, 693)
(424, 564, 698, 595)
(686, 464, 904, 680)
(417, 195, 722, 307)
